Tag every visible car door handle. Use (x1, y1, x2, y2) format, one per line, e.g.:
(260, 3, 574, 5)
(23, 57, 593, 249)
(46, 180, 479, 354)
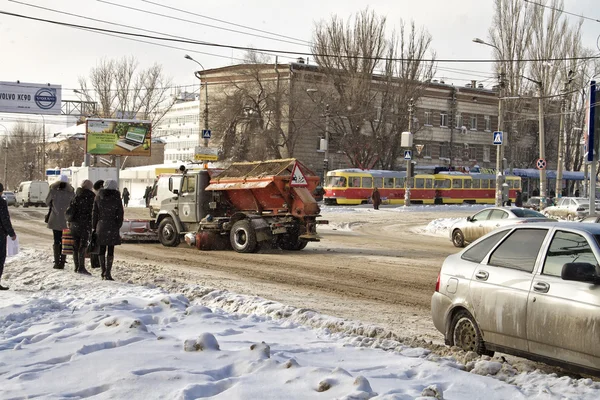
(475, 270, 489, 281)
(533, 281, 550, 293)
(495, 224, 500, 227)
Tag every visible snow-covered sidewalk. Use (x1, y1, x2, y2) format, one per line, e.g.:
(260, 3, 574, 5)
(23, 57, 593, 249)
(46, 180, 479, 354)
(1, 250, 599, 399)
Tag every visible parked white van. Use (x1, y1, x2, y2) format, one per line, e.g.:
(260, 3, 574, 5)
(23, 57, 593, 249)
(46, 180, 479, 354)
(16, 180, 50, 207)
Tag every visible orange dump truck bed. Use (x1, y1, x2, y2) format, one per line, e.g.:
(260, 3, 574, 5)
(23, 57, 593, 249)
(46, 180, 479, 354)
(204, 159, 321, 218)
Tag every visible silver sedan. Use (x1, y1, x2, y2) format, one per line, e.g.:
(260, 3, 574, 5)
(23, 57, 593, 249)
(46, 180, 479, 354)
(450, 207, 550, 247)
(433, 222, 600, 376)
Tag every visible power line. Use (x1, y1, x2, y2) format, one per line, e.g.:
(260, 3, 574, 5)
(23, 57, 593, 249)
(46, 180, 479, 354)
(2, 10, 599, 64)
(140, 0, 311, 46)
(97, 0, 308, 47)
(522, 0, 600, 23)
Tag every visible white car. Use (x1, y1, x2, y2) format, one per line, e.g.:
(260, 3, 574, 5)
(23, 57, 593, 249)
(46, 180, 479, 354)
(450, 207, 550, 247)
(543, 197, 600, 220)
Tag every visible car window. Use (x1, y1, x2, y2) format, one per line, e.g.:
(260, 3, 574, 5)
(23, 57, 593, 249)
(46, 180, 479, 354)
(543, 231, 599, 277)
(489, 210, 508, 220)
(471, 209, 492, 222)
(462, 230, 510, 263)
(488, 229, 549, 272)
(511, 208, 545, 218)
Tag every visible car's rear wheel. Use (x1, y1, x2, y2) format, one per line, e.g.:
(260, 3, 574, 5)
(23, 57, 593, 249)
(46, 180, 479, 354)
(450, 310, 493, 356)
(452, 229, 465, 248)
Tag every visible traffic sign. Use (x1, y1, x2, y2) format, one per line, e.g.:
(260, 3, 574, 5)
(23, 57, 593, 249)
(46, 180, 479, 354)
(493, 131, 503, 145)
(202, 129, 212, 139)
(404, 150, 412, 160)
(290, 162, 308, 187)
(536, 158, 547, 170)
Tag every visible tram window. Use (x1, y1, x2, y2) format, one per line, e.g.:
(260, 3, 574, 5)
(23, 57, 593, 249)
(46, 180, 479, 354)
(374, 177, 383, 188)
(327, 176, 346, 187)
(384, 178, 394, 188)
(349, 177, 361, 187)
(472, 179, 481, 188)
(395, 178, 405, 188)
(426, 178, 433, 188)
(452, 179, 463, 189)
(415, 178, 425, 188)
(481, 179, 489, 188)
(435, 179, 451, 189)
(362, 177, 373, 188)
(489, 180, 495, 188)
(514, 180, 521, 189)
(464, 180, 472, 189)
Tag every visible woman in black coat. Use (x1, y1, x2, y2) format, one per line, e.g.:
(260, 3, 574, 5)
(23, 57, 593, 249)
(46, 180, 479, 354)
(67, 180, 95, 275)
(92, 179, 124, 280)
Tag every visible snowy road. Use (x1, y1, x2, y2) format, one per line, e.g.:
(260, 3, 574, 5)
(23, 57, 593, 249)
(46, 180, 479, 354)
(10, 206, 471, 345)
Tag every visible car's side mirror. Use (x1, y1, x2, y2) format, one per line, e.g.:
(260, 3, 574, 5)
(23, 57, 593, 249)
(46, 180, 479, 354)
(467, 216, 474, 222)
(561, 262, 600, 284)
(172, 189, 179, 195)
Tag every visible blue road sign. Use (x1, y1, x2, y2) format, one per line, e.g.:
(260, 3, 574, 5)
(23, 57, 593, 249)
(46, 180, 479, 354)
(493, 131, 503, 145)
(404, 150, 412, 160)
(202, 129, 212, 139)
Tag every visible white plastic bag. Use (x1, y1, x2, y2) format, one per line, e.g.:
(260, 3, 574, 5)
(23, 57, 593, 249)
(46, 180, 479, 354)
(7, 236, 19, 257)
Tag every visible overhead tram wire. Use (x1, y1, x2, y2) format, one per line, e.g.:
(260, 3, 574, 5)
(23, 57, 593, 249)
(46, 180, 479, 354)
(96, 0, 309, 48)
(3, 10, 600, 64)
(140, 0, 312, 46)
(522, 0, 600, 24)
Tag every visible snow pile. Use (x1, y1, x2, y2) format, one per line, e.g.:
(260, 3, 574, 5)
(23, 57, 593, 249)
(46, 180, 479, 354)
(1, 251, 600, 399)
(411, 217, 463, 238)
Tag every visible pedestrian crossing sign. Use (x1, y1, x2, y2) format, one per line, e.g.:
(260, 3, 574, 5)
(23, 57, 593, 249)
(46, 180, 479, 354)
(404, 150, 412, 160)
(493, 131, 503, 145)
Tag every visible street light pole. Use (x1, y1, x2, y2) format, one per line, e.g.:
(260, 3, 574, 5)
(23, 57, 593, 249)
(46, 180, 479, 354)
(39, 114, 46, 179)
(473, 38, 504, 207)
(555, 71, 575, 198)
(185, 55, 209, 148)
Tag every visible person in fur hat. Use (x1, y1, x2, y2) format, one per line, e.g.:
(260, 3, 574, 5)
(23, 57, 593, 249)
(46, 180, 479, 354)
(45, 175, 74, 269)
(92, 179, 124, 280)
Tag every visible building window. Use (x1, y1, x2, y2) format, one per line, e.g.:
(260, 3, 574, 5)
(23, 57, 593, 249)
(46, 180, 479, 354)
(455, 112, 463, 129)
(483, 146, 490, 162)
(424, 110, 432, 126)
(439, 142, 450, 158)
(484, 115, 491, 131)
(422, 144, 432, 158)
(440, 112, 448, 127)
(470, 115, 477, 130)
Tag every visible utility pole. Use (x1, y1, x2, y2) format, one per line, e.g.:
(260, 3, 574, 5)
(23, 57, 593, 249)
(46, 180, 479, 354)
(324, 104, 330, 180)
(40, 114, 46, 179)
(538, 84, 547, 203)
(405, 98, 414, 206)
(555, 71, 575, 198)
(495, 71, 505, 207)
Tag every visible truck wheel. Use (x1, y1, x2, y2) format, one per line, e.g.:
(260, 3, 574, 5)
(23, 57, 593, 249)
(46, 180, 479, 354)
(279, 235, 308, 251)
(230, 220, 257, 253)
(158, 217, 180, 247)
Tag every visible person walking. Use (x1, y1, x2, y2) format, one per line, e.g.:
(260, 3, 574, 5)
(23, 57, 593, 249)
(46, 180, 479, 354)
(46, 175, 74, 269)
(67, 180, 95, 275)
(0, 183, 16, 290)
(143, 185, 152, 208)
(93, 179, 124, 281)
(371, 187, 381, 210)
(515, 190, 523, 207)
(122, 187, 130, 208)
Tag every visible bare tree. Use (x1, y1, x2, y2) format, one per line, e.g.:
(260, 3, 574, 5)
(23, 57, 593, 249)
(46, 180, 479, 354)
(311, 9, 388, 168)
(77, 56, 175, 125)
(4, 123, 44, 189)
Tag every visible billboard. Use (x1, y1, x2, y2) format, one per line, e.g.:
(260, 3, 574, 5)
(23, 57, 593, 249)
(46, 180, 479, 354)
(86, 118, 152, 157)
(0, 81, 62, 115)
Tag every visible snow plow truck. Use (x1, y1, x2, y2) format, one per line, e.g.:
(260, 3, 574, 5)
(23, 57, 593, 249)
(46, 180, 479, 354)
(155, 158, 327, 252)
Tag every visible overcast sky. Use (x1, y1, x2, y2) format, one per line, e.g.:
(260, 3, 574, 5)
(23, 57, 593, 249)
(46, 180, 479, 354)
(0, 0, 598, 128)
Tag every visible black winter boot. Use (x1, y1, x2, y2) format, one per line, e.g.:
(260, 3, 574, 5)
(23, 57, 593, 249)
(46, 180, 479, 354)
(59, 254, 66, 269)
(99, 254, 106, 280)
(105, 255, 114, 281)
(77, 252, 91, 275)
(53, 245, 63, 269)
(73, 250, 80, 273)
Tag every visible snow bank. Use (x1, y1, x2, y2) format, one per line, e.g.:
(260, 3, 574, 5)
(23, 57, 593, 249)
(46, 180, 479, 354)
(1, 250, 599, 399)
(411, 217, 463, 238)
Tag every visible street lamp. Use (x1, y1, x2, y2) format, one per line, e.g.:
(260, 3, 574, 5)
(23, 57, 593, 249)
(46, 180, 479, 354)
(306, 88, 330, 180)
(522, 74, 547, 205)
(184, 54, 209, 148)
(473, 37, 505, 207)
